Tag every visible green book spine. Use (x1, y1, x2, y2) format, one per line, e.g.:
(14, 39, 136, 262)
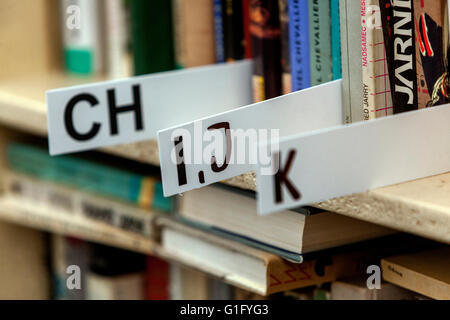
(6, 143, 173, 212)
(130, 0, 175, 75)
(308, 0, 332, 86)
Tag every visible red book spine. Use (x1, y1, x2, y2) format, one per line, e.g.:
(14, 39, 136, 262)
(242, 0, 253, 59)
(146, 256, 170, 300)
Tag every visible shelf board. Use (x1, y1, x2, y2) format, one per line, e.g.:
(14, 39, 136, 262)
(0, 196, 155, 255)
(0, 75, 449, 244)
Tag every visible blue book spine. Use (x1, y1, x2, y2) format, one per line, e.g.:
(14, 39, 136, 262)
(330, 0, 342, 80)
(288, 0, 311, 91)
(213, 0, 225, 63)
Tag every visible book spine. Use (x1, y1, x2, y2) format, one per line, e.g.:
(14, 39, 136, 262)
(361, 0, 374, 121)
(279, 0, 292, 94)
(213, 0, 226, 63)
(130, 0, 152, 75)
(340, 0, 364, 123)
(330, 0, 342, 80)
(146, 257, 170, 300)
(61, 0, 103, 75)
(308, 0, 332, 86)
(6, 143, 173, 212)
(413, 0, 448, 108)
(242, 0, 253, 58)
(172, 0, 216, 68)
(289, 0, 311, 91)
(4, 172, 155, 238)
(104, 0, 131, 79)
(250, 0, 282, 102)
(223, 0, 245, 61)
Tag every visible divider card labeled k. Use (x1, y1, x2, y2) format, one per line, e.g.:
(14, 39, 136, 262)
(257, 104, 450, 215)
(46, 61, 253, 155)
(158, 80, 343, 197)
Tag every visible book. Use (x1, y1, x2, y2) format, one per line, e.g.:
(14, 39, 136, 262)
(86, 243, 146, 300)
(223, 0, 245, 61)
(60, 0, 103, 75)
(0, 220, 49, 299)
(156, 216, 407, 296)
(51, 235, 89, 300)
(242, 0, 253, 59)
(289, 0, 311, 91)
(308, 0, 332, 86)
(176, 184, 395, 255)
(4, 171, 156, 239)
(279, 0, 292, 94)
(340, 0, 364, 123)
(361, 0, 393, 119)
(169, 264, 211, 300)
(6, 142, 174, 212)
(330, 0, 342, 80)
(146, 256, 170, 300)
(250, 0, 282, 101)
(213, 0, 226, 63)
(130, 0, 175, 75)
(379, 0, 448, 112)
(331, 279, 421, 300)
(381, 248, 450, 300)
(103, 0, 131, 79)
(172, 0, 216, 69)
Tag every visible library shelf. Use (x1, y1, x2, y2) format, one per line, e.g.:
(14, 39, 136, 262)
(0, 75, 448, 244)
(0, 196, 155, 255)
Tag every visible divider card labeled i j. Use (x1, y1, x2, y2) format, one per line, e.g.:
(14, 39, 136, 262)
(158, 80, 343, 197)
(257, 104, 450, 215)
(46, 61, 253, 155)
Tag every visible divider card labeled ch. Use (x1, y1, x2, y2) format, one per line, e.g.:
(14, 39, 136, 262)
(158, 80, 343, 197)
(46, 61, 253, 155)
(257, 104, 450, 215)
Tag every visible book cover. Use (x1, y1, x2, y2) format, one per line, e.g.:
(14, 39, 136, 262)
(379, 0, 418, 113)
(213, 0, 226, 63)
(223, 0, 245, 61)
(289, 0, 311, 91)
(308, 0, 332, 86)
(130, 0, 175, 75)
(330, 0, 342, 80)
(279, 0, 292, 94)
(61, 0, 103, 75)
(250, 0, 282, 102)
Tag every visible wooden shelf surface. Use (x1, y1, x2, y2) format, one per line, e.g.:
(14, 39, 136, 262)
(0, 75, 448, 244)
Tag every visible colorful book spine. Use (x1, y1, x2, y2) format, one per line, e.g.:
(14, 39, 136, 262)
(330, 0, 342, 80)
(250, 0, 282, 102)
(130, 0, 175, 75)
(172, 0, 216, 69)
(289, 0, 311, 91)
(223, 0, 245, 61)
(361, 0, 373, 121)
(104, 0, 131, 79)
(4, 172, 155, 237)
(213, 0, 226, 63)
(6, 143, 173, 212)
(279, 0, 292, 94)
(60, 0, 103, 75)
(308, 0, 332, 86)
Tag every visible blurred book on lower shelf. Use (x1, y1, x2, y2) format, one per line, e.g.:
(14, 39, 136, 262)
(155, 215, 437, 296)
(381, 248, 450, 300)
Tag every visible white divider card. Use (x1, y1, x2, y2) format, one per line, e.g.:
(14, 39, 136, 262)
(257, 104, 450, 215)
(46, 61, 253, 155)
(158, 80, 343, 197)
